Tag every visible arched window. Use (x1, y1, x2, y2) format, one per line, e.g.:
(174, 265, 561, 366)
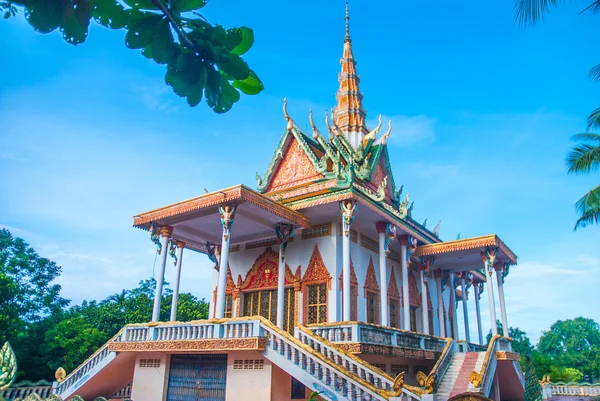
(388, 268, 401, 328)
(302, 244, 331, 325)
(364, 256, 380, 324)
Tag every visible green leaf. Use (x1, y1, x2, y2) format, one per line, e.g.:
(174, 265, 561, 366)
(61, 0, 93, 44)
(149, 18, 177, 64)
(122, 0, 159, 10)
(204, 64, 222, 108)
(93, 0, 131, 30)
(223, 27, 242, 51)
(172, 0, 206, 13)
(213, 75, 240, 113)
(231, 27, 253, 55)
(217, 53, 249, 80)
(125, 13, 163, 49)
(232, 69, 264, 95)
(24, 0, 65, 34)
(211, 25, 226, 47)
(165, 52, 206, 106)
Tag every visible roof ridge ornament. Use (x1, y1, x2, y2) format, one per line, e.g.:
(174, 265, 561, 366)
(283, 98, 293, 133)
(309, 108, 321, 139)
(381, 120, 393, 145)
(345, 2, 351, 43)
(364, 114, 382, 142)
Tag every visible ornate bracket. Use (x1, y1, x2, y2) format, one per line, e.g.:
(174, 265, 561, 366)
(275, 223, 295, 261)
(384, 223, 396, 255)
(206, 241, 220, 270)
(477, 281, 485, 299)
(218, 204, 237, 241)
(419, 256, 435, 272)
(398, 193, 410, 219)
(339, 200, 357, 237)
(150, 223, 162, 255)
(168, 240, 177, 266)
(481, 246, 499, 277)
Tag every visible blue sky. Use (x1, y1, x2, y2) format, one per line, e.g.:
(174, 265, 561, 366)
(1, 0, 598, 344)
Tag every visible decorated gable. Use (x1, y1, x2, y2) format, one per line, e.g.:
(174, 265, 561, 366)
(266, 137, 324, 192)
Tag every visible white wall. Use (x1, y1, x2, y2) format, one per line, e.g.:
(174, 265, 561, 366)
(130, 353, 169, 401)
(225, 351, 272, 401)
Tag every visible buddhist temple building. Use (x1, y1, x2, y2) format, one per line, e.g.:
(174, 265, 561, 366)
(47, 5, 525, 401)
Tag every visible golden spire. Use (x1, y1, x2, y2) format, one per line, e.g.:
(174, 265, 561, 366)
(334, 2, 368, 145)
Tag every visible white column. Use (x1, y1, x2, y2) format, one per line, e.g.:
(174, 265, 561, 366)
(473, 281, 484, 345)
(496, 266, 509, 337)
(420, 269, 429, 335)
(170, 242, 185, 322)
(460, 274, 470, 343)
(215, 205, 236, 319)
(401, 243, 410, 330)
(449, 272, 459, 339)
(435, 273, 445, 337)
(485, 263, 498, 336)
(340, 201, 356, 321)
(377, 223, 388, 326)
(276, 223, 294, 329)
(152, 226, 172, 322)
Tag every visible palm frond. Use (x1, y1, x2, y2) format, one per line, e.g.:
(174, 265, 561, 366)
(589, 64, 600, 82)
(571, 133, 600, 142)
(574, 185, 600, 230)
(586, 107, 600, 131)
(579, 0, 600, 14)
(566, 143, 600, 174)
(514, 0, 564, 25)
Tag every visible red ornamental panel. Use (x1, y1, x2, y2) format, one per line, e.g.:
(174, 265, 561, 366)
(239, 247, 298, 291)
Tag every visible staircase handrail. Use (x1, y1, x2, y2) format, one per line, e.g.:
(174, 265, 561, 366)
(469, 334, 505, 394)
(54, 330, 123, 395)
(259, 316, 421, 400)
(297, 325, 422, 399)
(417, 337, 454, 393)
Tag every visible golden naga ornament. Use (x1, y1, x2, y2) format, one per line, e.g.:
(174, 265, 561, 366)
(55, 366, 66, 383)
(0, 341, 17, 391)
(470, 370, 483, 388)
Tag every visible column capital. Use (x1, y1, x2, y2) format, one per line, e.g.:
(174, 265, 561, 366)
(419, 255, 435, 272)
(339, 200, 357, 237)
(159, 226, 173, 237)
(275, 223, 295, 258)
(218, 204, 237, 240)
(174, 240, 185, 248)
(375, 221, 388, 233)
(481, 246, 499, 276)
(434, 269, 444, 279)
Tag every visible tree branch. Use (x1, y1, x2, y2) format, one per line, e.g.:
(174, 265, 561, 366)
(150, 0, 199, 53)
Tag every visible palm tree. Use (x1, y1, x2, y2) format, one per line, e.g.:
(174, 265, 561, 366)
(515, 0, 600, 229)
(567, 133, 600, 229)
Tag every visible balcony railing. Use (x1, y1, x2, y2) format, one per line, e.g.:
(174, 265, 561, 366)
(308, 322, 447, 352)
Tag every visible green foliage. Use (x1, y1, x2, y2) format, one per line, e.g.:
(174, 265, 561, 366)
(0, 229, 68, 346)
(566, 133, 600, 229)
(537, 317, 600, 380)
(43, 278, 209, 374)
(524, 355, 543, 401)
(3, 0, 263, 112)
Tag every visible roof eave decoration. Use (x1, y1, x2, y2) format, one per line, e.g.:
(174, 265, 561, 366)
(285, 187, 440, 245)
(133, 184, 311, 229)
(413, 234, 518, 264)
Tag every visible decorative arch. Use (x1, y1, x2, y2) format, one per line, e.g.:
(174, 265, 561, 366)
(409, 272, 421, 307)
(302, 244, 332, 289)
(239, 247, 298, 291)
(339, 256, 359, 321)
(303, 244, 331, 324)
(364, 256, 380, 324)
(388, 267, 401, 328)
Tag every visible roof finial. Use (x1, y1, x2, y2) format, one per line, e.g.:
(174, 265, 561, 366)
(345, 2, 351, 43)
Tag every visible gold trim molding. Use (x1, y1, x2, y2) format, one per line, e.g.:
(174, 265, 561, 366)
(413, 234, 517, 264)
(109, 338, 266, 352)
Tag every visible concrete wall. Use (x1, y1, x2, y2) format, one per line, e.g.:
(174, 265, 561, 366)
(130, 353, 170, 401)
(225, 351, 272, 401)
(271, 363, 312, 401)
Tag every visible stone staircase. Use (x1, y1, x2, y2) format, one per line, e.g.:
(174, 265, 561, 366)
(436, 351, 487, 401)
